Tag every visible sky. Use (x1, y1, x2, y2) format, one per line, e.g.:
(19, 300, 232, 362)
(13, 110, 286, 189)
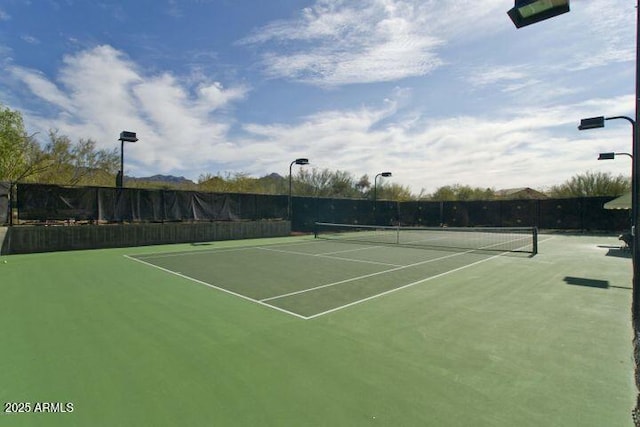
(0, 0, 636, 194)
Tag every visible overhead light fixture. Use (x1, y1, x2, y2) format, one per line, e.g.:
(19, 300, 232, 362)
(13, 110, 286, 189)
(508, 0, 570, 29)
(578, 116, 605, 131)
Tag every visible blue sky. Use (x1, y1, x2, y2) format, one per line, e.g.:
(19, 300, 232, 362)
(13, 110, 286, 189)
(0, 0, 636, 194)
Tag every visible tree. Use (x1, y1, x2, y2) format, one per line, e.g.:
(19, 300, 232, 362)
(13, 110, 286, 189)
(36, 130, 119, 186)
(355, 174, 371, 197)
(256, 173, 287, 194)
(548, 171, 630, 198)
(294, 168, 364, 198)
(198, 172, 276, 194)
(328, 170, 357, 197)
(198, 173, 229, 192)
(430, 184, 495, 201)
(296, 168, 333, 196)
(0, 104, 47, 183)
(376, 183, 413, 201)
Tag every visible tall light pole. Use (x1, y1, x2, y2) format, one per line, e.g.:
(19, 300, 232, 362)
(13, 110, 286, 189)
(574, 9, 640, 323)
(373, 172, 392, 205)
(579, 116, 636, 243)
(117, 131, 138, 188)
(288, 158, 309, 221)
(510, 0, 640, 419)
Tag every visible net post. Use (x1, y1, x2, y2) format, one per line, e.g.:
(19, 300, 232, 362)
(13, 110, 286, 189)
(532, 227, 538, 255)
(313, 222, 318, 239)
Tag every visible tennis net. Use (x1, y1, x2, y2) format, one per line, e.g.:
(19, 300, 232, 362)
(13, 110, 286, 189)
(314, 222, 538, 255)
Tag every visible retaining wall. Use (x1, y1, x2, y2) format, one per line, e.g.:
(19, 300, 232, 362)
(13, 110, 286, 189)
(0, 221, 291, 255)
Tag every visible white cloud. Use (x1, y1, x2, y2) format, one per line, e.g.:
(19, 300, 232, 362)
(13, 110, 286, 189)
(8, 45, 249, 175)
(467, 65, 529, 88)
(8, 43, 634, 193)
(566, 0, 635, 70)
(241, 0, 459, 86)
(238, 93, 635, 193)
(241, 0, 527, 86)
(20, 35, 39, 44)
(196, 81, 248, 112)
(4, 0, 636, 198)
(8, 66, 74, 111)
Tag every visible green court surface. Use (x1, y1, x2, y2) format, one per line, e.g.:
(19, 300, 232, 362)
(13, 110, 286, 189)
(0, 233, 635, 426)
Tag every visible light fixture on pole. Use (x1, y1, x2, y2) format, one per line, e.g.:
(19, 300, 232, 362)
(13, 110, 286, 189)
(117, 131, 138, 188)
(579, 116, 636, 238)
(507, 0, 570, 28)
(598, 152, 633, 161)
(373, 172, 392, 204)
(578, 116, 606, 130)
(288, 158, 309, 221)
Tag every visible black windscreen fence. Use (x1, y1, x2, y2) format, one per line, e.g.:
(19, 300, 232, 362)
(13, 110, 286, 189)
(17, 183, 288, 223)
(0, 182, 9, 225)
(500, 200, 539, 227)
(296, 196, 628, 232)
(15, 183, 629, 232)
(398, 201, 442, 226)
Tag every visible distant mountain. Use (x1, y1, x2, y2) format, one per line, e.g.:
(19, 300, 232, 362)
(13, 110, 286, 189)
(260, 173, 285, 181)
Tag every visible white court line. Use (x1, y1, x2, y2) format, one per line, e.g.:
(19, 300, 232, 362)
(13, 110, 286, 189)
(131, 239, 318, 260)
(304, 233, 550, 319)
(132, 245, 261, 259)
(259, 249, 476, 302)
(123, 254, 308, 320)
(125, 234, 546, 320)
(305, 252, 507, 319)
(262, 234, 537, 304)
(403, 235, 449, 245)
(256, 246, 402, 267)
(315, 245, 384, 256)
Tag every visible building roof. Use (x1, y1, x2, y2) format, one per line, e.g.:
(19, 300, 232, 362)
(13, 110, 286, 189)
(495, 187, 548, 200)
(604, 192, 631, 210)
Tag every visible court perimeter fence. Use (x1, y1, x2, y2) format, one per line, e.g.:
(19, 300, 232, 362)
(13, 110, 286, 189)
(1, 182, 630, 232)
(0, 182, 8, 225)
(2, 182, 636, 425)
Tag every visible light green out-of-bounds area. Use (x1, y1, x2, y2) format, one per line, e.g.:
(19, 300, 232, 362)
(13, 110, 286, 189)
(0, 233, 635, 426)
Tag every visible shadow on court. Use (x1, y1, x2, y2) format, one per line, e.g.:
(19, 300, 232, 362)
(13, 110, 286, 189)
(564, 276, 631, 290)
(597, 245, 632, 259)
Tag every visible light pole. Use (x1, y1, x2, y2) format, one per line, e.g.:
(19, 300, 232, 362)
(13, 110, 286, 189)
(288, 158, 309, 221)
(579, 116, 637, 244)
(117, 131, 138, 188)
(510, 1, 640, 418)
(575, 14, 640, 347)
(373, 172, 392, 210)
(578, 116, 640, 251)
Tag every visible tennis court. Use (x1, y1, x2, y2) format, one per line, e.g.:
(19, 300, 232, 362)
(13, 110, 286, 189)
(128, 224, 538, 319)
(0, 231, 635, 426)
